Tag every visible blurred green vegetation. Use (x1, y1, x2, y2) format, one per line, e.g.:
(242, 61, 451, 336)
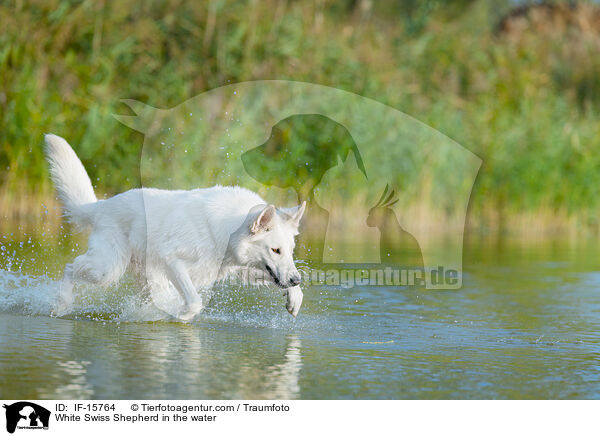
(1, 0, 600, 234)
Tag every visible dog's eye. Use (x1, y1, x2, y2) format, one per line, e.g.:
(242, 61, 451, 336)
(271, 248, 281, 254)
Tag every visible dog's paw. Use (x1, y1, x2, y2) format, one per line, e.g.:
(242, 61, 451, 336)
(177, 301, 204, 322)
(51, 295, 74, 317)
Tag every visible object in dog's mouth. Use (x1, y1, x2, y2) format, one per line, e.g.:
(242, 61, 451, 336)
(285, 285, 303, 317)
(266, 264, 302, 316)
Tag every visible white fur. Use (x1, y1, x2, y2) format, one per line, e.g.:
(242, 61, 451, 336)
(44, 134, 97, 226)
(44, 134, 306, 320)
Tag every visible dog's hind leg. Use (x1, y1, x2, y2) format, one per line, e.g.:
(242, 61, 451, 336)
(52, 263, 75, 317)
(53, 229, 130, 316)
(164, 260, 204, 321)
(73, 230, 130, 285)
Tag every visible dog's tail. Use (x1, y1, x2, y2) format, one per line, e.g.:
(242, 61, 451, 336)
(44, 134, 97, 226)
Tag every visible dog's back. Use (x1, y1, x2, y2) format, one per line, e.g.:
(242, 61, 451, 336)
(45, 134, 266, 261)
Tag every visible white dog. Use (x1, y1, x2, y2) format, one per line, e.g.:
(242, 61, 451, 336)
(44, 134, 305, 320)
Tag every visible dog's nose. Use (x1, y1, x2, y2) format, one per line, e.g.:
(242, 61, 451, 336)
(289, 275, 301, 286)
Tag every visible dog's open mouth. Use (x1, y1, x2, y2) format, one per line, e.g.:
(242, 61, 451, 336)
(265, 264, 284, 288)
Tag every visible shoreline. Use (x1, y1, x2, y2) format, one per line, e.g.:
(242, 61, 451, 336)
(1, 190, 598, 242)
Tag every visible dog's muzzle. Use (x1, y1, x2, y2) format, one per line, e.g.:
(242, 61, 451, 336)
(265, 265, 301, 288)
(289, 274, 301, 286)
(265, 264, 284, 287)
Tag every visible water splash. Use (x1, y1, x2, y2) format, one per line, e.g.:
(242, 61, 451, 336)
(0, 268, 319, 329)
(0, 270, 58, 316)
(0, 233, 327, 329)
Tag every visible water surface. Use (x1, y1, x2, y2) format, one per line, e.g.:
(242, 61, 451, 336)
(0, 232, 599, 399)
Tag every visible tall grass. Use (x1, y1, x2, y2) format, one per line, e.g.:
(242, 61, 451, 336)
(1, 0, 600, 236)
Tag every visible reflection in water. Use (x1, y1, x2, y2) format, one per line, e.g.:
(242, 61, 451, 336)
(53, 361, 93, 398)
(236, 335, 302, 399)
(271, 335, 302, 399)
(0, 313, 303, 399)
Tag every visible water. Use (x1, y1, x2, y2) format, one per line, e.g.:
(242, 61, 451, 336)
(0, 232, 599, 399)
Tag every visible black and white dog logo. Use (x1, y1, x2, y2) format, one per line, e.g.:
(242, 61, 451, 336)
(3, 402, 50, 434)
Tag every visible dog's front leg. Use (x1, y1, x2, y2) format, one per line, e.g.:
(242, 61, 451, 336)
(165, 260, 204, 321)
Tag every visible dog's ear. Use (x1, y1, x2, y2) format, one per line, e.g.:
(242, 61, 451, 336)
(285, 201, 306, 228)
(250, 204, 276, 234)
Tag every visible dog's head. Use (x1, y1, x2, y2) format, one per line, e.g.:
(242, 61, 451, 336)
(238, 201, 306, 288)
